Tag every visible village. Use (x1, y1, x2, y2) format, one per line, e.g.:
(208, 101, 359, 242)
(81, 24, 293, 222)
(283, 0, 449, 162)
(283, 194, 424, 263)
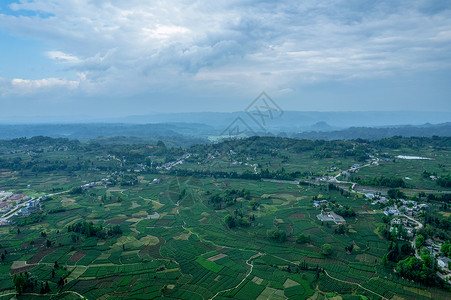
(312, 190, 451, 281)
(367, 194, 451, 281)
(0, 191, 42, 225)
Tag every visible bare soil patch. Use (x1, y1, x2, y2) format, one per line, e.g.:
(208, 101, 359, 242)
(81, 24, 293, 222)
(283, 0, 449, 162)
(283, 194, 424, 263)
(105, 217, 128, 225)
(252, 276, 264, 285)
(283, 278, 300, 288)
(285, 224, 293, 233)
(27, 248, 56, 264)
(11, 265, 34, 275)
(288, 213, 305, 219)
(61, 198, 76, 207)
(207, 253, 227, 262)
(174, 232, 192, 240)
(69, 251, 86, 262)
(157, 219, 173, 223)
(305, 228, 320, 235)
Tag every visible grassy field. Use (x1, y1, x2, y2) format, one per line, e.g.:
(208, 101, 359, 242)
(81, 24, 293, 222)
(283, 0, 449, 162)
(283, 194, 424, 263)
(0, 136, 449, 299)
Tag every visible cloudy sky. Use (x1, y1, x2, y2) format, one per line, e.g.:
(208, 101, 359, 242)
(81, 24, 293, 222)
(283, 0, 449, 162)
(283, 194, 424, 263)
(0, 0, 450, 119)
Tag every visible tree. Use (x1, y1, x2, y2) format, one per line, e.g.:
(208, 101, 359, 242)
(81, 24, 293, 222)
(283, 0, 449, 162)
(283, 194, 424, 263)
(415, 234, 425, 249)
(156, 140, 166, 148)
(382, 254, 388, 265)
(396, 256, 437, 286)
(69, 186, 83, 195)
(58, 277, 64, 289)
(335, 224, 345, 235)
(387, 188, 405, 199)
(321, 244, 332, 256)
(296, 233, 311, 244)
(249, 200, 259, 210)
(441, 242, 451, 258)
(111, 225, 122, 235)
(224, 214, 235, 228)
(267, 228, 287, 243)
(13, 273, 26, 294)
(71, 234, 78, 243)
(1, 253, 4, 263)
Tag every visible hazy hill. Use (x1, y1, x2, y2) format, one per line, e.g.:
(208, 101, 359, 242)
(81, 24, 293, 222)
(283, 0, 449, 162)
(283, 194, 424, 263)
(0, 122, 450, 142)
(119, 111, 451, 129)
(291, 122, 451, 140)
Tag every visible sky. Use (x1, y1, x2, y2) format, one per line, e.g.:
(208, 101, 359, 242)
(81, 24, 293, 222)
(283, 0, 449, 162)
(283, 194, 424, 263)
(0, 0, 451, 119)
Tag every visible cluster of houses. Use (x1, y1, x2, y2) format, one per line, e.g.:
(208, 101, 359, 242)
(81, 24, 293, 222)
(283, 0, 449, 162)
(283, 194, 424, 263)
(389, 217, 419, 238)
(421, 239, 451, 275)
(366, 193, 429, 217)
(315, 176, 337, 182)
(2, 144, 69, 155)
(156, 153, 191, 171)
(81, 175, 117, 190)
(383, 200, 428, 217)
(313, 199, 329, 208)
(17, 198, 41, 216)
(313, 200, 346, 224)
(398, 200, 429, 216)
(371, 194, 451, 277)
(366, 193, 389, 205)
(0, 192, 31, 214)
(0, 191, 42, 223)
(81, 182, 101, 190)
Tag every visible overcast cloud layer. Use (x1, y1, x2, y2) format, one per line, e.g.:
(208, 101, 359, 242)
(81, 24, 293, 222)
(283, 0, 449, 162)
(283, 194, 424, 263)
(0, 0, 450, 118)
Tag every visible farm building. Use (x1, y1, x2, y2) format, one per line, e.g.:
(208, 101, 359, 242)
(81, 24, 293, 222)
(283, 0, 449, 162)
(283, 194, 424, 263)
(438, 257, 451, 269)
(317, 211, 345, 224)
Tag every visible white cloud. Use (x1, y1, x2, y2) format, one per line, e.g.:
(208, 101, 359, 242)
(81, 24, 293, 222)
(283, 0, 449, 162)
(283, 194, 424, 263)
(6, 77, 80, 97)
(46, 51, 81, 63)
(0, 0, 450, 103)
(11, 78, 78, 89)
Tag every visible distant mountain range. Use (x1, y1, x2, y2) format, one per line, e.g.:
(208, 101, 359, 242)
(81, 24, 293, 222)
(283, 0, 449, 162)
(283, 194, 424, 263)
(118, 111, 451, 130)
(0, 123, 212, 139)
(0, 120, 450, 142)
(291, 122, 451, 140)
(2, 111, 451, 129)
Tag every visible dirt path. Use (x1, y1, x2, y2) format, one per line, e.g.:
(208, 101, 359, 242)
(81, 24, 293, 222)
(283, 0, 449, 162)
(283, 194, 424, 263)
(210, 252, 263, 300)
(177, 201, 389, 300)
(322, 270, 387, 299)
(0, 290, 84, 299)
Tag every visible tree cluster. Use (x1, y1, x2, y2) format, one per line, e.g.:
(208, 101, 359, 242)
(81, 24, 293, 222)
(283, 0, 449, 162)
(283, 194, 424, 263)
(223, 212, 252, 229)
(396, 256, 439, 286)
(67, 221, 122, 239)
(354, 176, 406, 188)
(267, 228, 287, 243)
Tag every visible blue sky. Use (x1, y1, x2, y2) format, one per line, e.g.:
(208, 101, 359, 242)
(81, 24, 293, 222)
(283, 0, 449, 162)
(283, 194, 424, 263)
(0, 0, 451, 119)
